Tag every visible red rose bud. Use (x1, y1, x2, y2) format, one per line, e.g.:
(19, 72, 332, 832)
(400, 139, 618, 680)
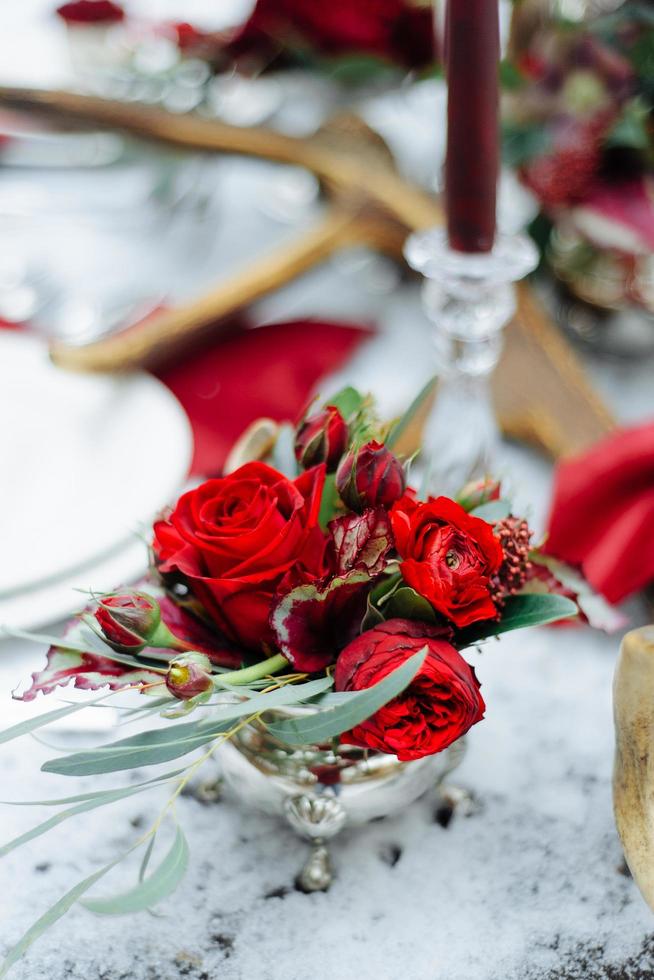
(166, 654, 214, 701)
(93, 591, 180, 652)
(336, 441, 406, 512)
(294, 405, 348, 472)
(457, 477, 501, 512)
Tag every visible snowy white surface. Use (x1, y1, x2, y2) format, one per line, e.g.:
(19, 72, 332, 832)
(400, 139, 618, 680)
(2, 611, 654, 980)
(2, 2, 654, 977)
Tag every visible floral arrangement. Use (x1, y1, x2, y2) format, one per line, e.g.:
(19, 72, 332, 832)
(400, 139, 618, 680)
(0, 384, 577, 973)
(504, 2, 654, 310)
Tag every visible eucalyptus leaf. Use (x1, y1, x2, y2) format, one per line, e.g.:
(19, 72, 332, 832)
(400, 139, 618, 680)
(0, 768, 186, 808)
(470, 499, 511, 522)
(212, 676, 333, 720)
(0, 848, 137, 979)
(0, 775, 177, 858)
(138, 833, 157, 884)
(264, 648, 427, 745)
(385, 377, 437, 450)
(8, 624, 169, 673)
(82, 824, 189, 915)
(459, 594, 578, 645)
(40, 729, 229, 777)
(0, 692, 115, 746)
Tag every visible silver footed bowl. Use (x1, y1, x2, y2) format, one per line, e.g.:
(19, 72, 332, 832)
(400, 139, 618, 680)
(219, 705, 466, 892)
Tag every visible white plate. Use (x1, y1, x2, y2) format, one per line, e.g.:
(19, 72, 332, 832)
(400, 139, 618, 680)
(0, 533, 150, 632)
(0, 332, 192, 597)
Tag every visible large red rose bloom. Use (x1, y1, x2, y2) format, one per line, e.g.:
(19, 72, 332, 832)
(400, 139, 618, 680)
(391, 494, 503, 628)
(335, 619, 485, 761)
(153, 462, 329, 653)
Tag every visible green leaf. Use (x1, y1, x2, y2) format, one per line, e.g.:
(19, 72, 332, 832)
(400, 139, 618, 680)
(370, 571, 402, 605)
(82, 824, 189, 915)
(470, 499, 511, 523)
(361, 592, 386, 631)
(0, 768, 186, 807)
(318, 473, 339, 531)
(606, 97, 651, 151)
(383, 586, 438, 624)
(0, 692, 115, 746)
(500, 58, 526, 91)
(39, 681, 332, 777)
(0, 774, 178, 858)
(0, 849, 137, 979)
(40, 728, 229, 777)
(459, 594, 578, 645)
(327, 386, 364, 420)
(138, 833, 157, 884)
(501, 121, 552, 168)
(7, 625, 168, 674)
(385, 378, 437, 450)
(264, 647, 427, 745)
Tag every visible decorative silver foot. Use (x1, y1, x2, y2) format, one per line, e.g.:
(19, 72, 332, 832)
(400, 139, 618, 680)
(296, 842, 333, 892)
(193, 777, 223, 805)
(284, 795, 347, 892)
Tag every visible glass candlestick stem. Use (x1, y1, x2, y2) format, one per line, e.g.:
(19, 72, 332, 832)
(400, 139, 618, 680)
(404, 227, 539, 495)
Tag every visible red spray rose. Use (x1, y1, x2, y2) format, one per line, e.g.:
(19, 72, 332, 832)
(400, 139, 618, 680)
(153, 462, 330, 653)
(335, 619, 485, 761)
(56, 0, 125, 24)
(336, 441, 406, 512)
(391, 495, 503, 628)
(295, 404, 348, 472)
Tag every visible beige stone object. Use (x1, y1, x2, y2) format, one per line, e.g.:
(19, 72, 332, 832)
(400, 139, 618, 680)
(613, 626, 654, 913)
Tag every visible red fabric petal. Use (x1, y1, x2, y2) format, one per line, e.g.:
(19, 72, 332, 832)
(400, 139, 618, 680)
(545, 422, 654, 603)
(155, 319, 371, 477)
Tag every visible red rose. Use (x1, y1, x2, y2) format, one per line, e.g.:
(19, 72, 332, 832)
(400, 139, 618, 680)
(56, 0, 125, 24)
(153, 462, 329, 653)
(334, 619, 484, 761)
(229, 0, 434, 69)
(336, 441, 405, 512)
(391, 495, 503, 628)
(295, 404, 348, 472)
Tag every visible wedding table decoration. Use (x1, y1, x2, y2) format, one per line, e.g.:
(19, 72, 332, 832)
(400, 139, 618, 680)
(0, 383, 578, 976)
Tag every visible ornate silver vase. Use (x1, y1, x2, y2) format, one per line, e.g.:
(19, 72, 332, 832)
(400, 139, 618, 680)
(220, 706, 467, 891)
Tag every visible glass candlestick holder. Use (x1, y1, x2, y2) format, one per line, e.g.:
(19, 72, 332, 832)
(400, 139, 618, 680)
(404, 227, 539, 495)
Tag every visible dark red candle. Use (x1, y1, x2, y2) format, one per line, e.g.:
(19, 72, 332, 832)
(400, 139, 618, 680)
(445, 0, 499, 253)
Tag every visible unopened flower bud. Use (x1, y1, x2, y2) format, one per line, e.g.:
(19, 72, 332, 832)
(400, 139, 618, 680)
(166, 654, 214, 701)
(93, 592, 164, 652)
(336, 441, 405, 512)
(457, 477, 501, 512)
(294, 405, 348, 472)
